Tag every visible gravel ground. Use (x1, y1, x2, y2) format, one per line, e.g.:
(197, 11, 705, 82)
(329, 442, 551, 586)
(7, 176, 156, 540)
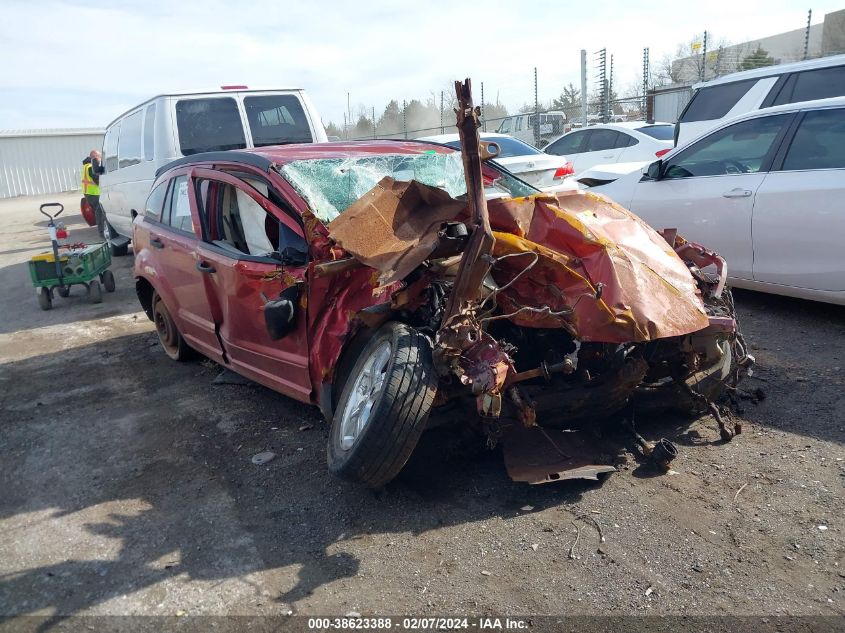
(0, 193, 843, 621)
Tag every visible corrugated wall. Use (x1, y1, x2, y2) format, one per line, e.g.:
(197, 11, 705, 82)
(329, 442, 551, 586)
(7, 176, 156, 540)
(0, 133, 104, 199)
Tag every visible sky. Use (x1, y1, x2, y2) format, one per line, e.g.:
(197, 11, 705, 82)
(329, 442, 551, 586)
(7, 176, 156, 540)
(2, 0, 843, 131)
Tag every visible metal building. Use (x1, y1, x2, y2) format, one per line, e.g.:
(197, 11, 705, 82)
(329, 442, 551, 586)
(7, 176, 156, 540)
(0, 129, 104, 199)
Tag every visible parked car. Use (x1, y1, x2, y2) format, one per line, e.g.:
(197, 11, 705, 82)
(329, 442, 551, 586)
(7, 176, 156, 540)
(416, 132, 574, 191)
(134, 138, 749, 487)
(100, 86, 327, 256)
(579, 97, 845, 305)
(544, 122, 674, 175)
(495, 111, 567, 147)
(675, 53, 845, 146)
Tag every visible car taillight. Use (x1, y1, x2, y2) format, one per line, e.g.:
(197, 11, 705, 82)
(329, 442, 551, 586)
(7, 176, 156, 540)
(553, 163, 574, 179)
(655, 149, 671, 158)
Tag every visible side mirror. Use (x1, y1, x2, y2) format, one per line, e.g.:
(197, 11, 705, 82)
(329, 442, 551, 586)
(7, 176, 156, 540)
(646, 160, 663, 180)
(264, 284, 300, 340)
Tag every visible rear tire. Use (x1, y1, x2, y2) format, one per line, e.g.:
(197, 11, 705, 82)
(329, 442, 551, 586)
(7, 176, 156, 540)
(38, 287, 52, 311)
(104, 221, 129, 257)
(152, 291, 194, 361)
(328, 322, 437, 488)
(101, 269, 116, 292)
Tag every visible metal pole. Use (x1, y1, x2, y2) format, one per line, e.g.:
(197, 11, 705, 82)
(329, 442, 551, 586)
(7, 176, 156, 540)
(481, 82, 486, 132)
(402, 99, 407, 139)
(580, 49, 587, 127)
(440, 91, 444, 133)
(533, 67, 539, 146)
(372, 106, 376, 139)
(347, 92, 351, 140)
(701, 31, 708, 80)
(642, 47, 650, 117)
(609, 54, 614, 119)
(804, 9, 812, 60)
(343, 112, 347, 140)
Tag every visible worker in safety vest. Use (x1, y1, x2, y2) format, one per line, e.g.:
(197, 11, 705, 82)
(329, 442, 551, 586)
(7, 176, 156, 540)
(81, 149, 105, 237)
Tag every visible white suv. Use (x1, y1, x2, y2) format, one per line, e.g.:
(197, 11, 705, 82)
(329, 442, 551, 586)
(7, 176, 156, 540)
(675, 54, 845, 147)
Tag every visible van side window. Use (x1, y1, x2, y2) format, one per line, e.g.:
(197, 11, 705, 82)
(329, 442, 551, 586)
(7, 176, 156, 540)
(118, 110, 143, 168)
(143, 104, 156, 161)
(175, 97, 246, 156)
(773, 66, 845, 105)
(679, 79, 758, 122)
(498, 118, 512, 133)
(244, 95, 313, 146)
(144, 181, 168, 222)
(103, 123, 120, 172)
(781, 109, 845, 171)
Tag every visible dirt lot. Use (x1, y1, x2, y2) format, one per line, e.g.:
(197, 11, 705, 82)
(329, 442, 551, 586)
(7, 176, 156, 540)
(1, 192, 843, 620)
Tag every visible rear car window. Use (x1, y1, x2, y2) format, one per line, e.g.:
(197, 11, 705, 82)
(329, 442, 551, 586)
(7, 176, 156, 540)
(546, 131, 586, 155)
(772, 66, 845, 105)
(176, 97, 247, 156)
(637, 124, 674, 140)
(144, 181, 168, 221)
(243, 95, 313, 146)
(679, 79, 759, 122)
(166, 176, 195, 234)
(585, 129, 620, 152)
(781, 108, 845, 171)
(443, 136, 541, 158)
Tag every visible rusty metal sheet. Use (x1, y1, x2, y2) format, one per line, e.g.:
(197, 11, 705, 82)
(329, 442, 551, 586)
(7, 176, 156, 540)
(502, 426, 617, 485)
(327, 177, 465, 285)
(485, 190, 711, 342)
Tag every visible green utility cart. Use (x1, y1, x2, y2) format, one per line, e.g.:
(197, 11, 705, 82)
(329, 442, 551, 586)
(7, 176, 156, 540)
(28, 203, 117, 310)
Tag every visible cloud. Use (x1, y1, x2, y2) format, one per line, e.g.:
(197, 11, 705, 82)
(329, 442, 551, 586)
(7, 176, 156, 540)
(1, 0, 840, 129)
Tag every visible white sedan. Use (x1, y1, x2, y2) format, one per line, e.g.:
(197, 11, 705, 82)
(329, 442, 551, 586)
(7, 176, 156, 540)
(580, 97, 845, 305)
(544, 122, 674, 175)
(417, 132, 575, 192)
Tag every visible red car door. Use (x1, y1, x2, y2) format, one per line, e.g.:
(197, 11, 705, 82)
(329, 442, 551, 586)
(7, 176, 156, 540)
(141, 172, 225, 362)
(190, 167, 312, 402)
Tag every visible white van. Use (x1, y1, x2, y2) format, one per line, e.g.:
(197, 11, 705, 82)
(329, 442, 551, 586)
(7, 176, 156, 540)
(100, 87, 327, 254)
(495, 111, 567, 147)
(675, 54, 845, 147)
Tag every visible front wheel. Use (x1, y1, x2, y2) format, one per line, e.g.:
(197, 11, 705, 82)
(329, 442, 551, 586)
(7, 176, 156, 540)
(101, 269, 116, 292)
(328, 322, 437, 488)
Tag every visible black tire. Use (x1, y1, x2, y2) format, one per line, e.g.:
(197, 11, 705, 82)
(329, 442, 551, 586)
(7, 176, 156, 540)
(152, 291, 194, 361)
(38, 287, 52, 311)
(88, 280, 103, 304)
(101, 269, 116, 292)
(57, 286, 70, 298)
(328, 322, 437, 488)
(104, 221, 129, 257)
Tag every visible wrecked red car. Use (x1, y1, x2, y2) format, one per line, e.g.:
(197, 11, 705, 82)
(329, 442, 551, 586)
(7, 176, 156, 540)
(134, 81, 752, 488)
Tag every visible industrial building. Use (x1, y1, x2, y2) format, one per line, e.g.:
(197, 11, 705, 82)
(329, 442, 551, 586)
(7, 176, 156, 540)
(0, 128, 104, 199)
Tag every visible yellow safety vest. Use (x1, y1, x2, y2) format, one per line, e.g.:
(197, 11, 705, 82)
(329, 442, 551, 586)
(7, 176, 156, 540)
(81, 162, 100, 196)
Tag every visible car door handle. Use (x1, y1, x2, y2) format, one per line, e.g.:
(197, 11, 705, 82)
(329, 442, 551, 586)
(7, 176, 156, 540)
(196, 261, 216, 274)
(150, 238, 164, 249)
(723, 188, 753, 198)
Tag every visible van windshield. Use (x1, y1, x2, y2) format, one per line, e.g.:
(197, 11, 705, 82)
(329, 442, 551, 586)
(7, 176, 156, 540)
(244, 95, 313, 146)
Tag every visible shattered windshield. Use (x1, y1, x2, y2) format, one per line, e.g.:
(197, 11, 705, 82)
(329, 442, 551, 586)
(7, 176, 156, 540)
(278, 151, 538, 223)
